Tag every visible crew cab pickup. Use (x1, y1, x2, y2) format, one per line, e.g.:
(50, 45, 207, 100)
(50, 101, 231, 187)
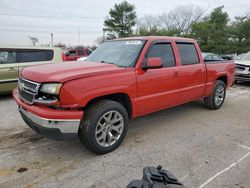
(13, 36, 235, 154)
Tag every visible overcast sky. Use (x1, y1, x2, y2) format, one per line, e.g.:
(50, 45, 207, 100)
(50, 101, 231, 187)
(0, 0, 249, 46)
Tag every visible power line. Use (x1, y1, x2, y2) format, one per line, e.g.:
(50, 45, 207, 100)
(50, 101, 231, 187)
(0, 28, 99, 34)
(0, 13, 104, 19)
(0, 28, 70, 34)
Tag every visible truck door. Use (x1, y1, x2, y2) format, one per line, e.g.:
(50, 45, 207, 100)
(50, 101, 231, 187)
(0, 49, 19, 93)
(176, 42, 206, 102)
(137, 41, 182, 115)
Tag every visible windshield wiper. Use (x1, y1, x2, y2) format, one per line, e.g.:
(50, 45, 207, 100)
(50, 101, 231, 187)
(100, 60, 115, 65)
(99, 60, 126, 68)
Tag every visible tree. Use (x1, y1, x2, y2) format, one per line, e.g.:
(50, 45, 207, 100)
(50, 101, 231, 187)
(137, 6, 248, 54)
(28, 36, 38, 46)
(136, 15, 181, 36)
(54, 42, 66, 48)
(135, 15, 161, 35)
(160, 5, 205, 35)
(95, 36, 104, 45)
(104, 1, 137, 38)
(191, 6, 230, 54)
(135, 5, 204, 37)
(229, 16, 250, 53)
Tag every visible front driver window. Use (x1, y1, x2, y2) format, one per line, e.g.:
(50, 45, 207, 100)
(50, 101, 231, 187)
(147, 43, 176, 67)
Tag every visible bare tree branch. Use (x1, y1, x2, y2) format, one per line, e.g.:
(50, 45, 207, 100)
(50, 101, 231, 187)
(160, 5, 206, 35)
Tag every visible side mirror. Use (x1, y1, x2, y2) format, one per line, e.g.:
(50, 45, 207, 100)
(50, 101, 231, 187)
(143, 57, 163, 69)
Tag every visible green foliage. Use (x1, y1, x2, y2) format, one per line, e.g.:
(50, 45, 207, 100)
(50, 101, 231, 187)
(191, 6, 250, 54)
(104, 1, 136, 38)
(138, 25, 161, 36)
(104, 3, 250, 54)
(229, 17, 250, 53)
(137, 26, 180, 36)
(191, 6, 231, 54)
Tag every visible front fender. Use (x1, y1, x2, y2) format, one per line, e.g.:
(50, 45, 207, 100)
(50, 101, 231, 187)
(59, 70, 137, 110)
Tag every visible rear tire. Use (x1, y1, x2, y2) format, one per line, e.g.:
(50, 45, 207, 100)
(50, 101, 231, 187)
(78, 100, 129, 154)
(204, 80, 226, 110)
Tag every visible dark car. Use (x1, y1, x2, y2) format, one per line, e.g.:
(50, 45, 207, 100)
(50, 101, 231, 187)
(220, 54, 234, 60)
(202, 52, 224, 63)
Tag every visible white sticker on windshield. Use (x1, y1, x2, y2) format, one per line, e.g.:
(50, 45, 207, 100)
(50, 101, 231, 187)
(125, 40, 142, 45)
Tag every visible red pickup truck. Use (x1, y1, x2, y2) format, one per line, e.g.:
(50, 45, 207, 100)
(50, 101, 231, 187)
(13, 36, 235, 154)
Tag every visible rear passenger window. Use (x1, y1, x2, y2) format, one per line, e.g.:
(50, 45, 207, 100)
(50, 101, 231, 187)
(0, 50, 16, 64)
(147, 43, 175, 67)
(176, 43, 199, 65)
(17, 50, 53, 63)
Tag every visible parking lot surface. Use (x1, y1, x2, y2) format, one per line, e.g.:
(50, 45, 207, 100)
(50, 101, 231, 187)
(0, 84, 250, 188)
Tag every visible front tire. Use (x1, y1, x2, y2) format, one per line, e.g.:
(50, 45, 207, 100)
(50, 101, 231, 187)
(78, 100, 129, 154)
(204, 80, 226, 110)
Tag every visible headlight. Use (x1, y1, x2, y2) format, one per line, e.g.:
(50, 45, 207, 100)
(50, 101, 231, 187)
(40, 83, 62, 95)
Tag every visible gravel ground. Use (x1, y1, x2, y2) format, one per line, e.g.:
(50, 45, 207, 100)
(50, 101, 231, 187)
(0, 83, 250, 188)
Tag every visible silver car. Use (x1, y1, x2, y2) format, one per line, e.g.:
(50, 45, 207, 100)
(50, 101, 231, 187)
(235, 52, 250, 82)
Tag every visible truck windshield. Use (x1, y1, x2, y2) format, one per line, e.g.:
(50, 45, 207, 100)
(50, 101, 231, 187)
(86, 40, 146, 67)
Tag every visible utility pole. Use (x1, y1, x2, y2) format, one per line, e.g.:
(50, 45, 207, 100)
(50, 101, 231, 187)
(50, 33, 54, 47)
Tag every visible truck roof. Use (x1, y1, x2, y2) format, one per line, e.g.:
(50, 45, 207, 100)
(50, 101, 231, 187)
(113, 36, 196, 42)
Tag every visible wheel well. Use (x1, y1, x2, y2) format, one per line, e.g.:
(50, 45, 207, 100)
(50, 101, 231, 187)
(217, 76, 228, 86)
(85, 93, 132, 119)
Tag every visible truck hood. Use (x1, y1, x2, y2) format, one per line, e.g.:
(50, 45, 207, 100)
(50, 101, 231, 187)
(235, 60, 250, 66)
(21, 61, 126, 83)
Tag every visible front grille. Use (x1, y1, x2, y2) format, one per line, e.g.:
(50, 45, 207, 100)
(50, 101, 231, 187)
(236, 64, 250, 71)
(18, 78, 40, 104)
(236, 64, 245, 71)
(18, 78, 40, 92)
(18, 88, 35, 104)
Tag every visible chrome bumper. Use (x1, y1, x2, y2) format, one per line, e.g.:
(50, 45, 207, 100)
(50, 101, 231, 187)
(235, 70, 250, 81)
(19, 107, 80, 134)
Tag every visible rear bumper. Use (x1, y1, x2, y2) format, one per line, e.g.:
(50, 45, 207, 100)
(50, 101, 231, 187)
(13, 88, 84, 140)
(235, 76, 250, 82)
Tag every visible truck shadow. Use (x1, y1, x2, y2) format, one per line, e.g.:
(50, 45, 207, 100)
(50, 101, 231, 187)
(127, 100, 205, 136)
(235, 81, 250, 87)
